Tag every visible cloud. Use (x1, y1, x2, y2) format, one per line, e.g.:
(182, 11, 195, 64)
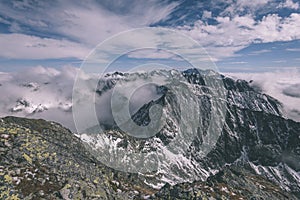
(221, 0, 273, 16)
(227, 68, 300, 122)
(273, 60, 287, 63)
(0, 33, 89, 59)
(1, 0, 300, 65)
(286, 48, 300, 52)
(282, 83, 300, 98)
(91, 80, 163, 128)
(0, 0, 180, 46)
(0, 16, 10, 24)
(227, 61, 248, 64)
(0, 65, 165, 132)
(0, 66, 78, 130)
(202, 11, 212, 19)
(126, 49, 183, 60)
(0, 0, 180, 60)
(1, 0, 300, 63)
(277, 0, 299, 10)
(177, 13, 300, 60)
(248, 49, 272, 55)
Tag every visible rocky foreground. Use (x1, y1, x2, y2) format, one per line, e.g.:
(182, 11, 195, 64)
(0, 116, 298, 199)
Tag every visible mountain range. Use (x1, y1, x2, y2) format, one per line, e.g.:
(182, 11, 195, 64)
(1, 68, 299, 199)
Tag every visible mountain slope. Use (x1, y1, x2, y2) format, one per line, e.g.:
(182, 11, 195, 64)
(0, 116, 157, 199)
(155, 165, 297, 199)
(81, 68, 300, 197)
(0, 116, 298, 199)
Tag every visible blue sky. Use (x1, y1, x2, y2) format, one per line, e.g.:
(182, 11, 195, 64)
(0, 0, 300, 72)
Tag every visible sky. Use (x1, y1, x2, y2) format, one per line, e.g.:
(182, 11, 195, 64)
(0, 0, 300, 129)
(0, 0, 300, 72)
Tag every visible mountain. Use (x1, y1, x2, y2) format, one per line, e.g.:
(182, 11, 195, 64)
(0, 116, 298, 199)
(1, 68, 300, 199)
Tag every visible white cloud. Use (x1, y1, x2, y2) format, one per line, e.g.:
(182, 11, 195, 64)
(0, 16, 10, 24)
(248, 49, 272, 55)
(273, 60, 287, 63)
(202, 11, 212, 19)
(227, 61, 248, 64)
(177, 13, 300, 60)
(0, 0, 180, 45)
(0, 65, 166, 132)
(0, 66, 78, 130)
(126, 49, 183, 60)
(227, 68, 300, 122)
(221, 0, 273, 16)
(0, 0, 180, 60)
(277, 0, 299, 9)
(0, 33, 89, 59)
(55, 1, 179, 45)
(286, 48, 300, 52)
(0, 0, 300, 63)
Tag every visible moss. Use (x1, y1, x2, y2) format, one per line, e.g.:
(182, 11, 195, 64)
(4, 174, 13, 183)
(63, 184, 72, 189)
(0, 186, 20, 200)
(0, 127, 6, 132)
(8, 194, 20, 200)
(43, 152, 50, 158)
(0, 189, 10, 199)
(37, 152, 42, 160)
(93, 188, 107, 198)
(93, 177, 99, 184)
(8, 128, 18, 135)
(23, 153, 32, 164)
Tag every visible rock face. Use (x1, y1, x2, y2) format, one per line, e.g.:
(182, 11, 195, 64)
(82, 69, 300, 197)
(1, 68, 300, 199)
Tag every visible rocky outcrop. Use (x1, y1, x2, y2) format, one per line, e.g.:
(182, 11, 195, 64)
(0, 117, 155, 199)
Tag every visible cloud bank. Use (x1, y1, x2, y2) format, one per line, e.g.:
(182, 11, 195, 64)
(0, 66, 77, 130)
(1, 65, 299, 134)
(227, 68, 300, 122)
(0, 66, 164, 132)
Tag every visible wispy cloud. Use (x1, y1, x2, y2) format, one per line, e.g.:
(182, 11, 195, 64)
(226, 61, 248, 64)
(273, 60, 287, 63)
(3, 1, 179, 39)
(248, 49, 272, 55)
(0, 16, 10, 24)
(286, 48, 300, 52)
(221, 0, 273, 16)
(0, 0, 180, 60)
(0, 33, 89, 59)
(1, 0, 300, 66)
(126, 49, 183, 61)
(227, 68, 300, 122)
